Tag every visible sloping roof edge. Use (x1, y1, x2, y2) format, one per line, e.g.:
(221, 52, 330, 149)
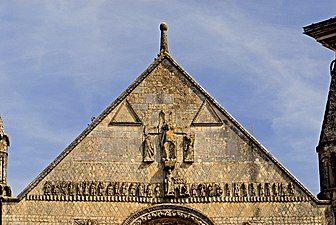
(16, 52, 329, 204)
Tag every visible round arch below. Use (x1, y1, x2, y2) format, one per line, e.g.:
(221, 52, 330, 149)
(122, 204, 214, 225)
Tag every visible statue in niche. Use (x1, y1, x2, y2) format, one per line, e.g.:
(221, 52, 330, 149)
(278, 183, 285, 196)
(233, 183, 239, 197)
(199, 184, 206, 197)
(106, 182, 114, 196)
(120, 182, 128, 196)
(143, 133, 155, 163)
(146, 184, 153, 197)
(215, 183, 223, 196)
(68, 182, 76, 196)
(241, 183, 247, 197)
(97, 182, 104, 196)
(272, 183, 278, 196)
(89, 182, 97, 196)
(287, 183, 295, 195)
(183, 133, 195, 163)
(138, 183, 145, 197)
(83, 182, 90, 196)
(264, 183, 270, 196)
(249, 183, 255, 196)
(43, 181, 52, 195)
(154, 184, 161, 197)
(159, 110, 176, 163)
(165, 169, 175, 197)
(225, 183, 231, 197)
(129, 183, 137, 196)
(208, 183, 214, 197)
(191, 184, 198, 197)
(114, 182, 120, 196)
(257, 183, 264, 196)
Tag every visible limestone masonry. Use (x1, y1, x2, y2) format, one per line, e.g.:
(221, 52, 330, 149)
(1, 20, 336, 224)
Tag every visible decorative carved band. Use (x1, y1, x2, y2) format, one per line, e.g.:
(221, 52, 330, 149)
(27, 193, 309, 203)
(29, 180, 307, 202)
(122, 204, 214, 225)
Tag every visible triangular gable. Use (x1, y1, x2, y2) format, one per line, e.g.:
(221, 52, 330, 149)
(109, 100, 142, 126)
(16, 52, 326, 204)
(191, 100, 222, 126)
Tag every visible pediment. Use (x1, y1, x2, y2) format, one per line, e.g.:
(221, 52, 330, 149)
(17, 53, 321, 205)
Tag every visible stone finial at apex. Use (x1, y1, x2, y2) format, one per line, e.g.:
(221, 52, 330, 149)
(159, 22, 169, 54)
(0, 115, 4, 135)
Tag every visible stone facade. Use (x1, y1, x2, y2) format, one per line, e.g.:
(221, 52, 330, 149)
(0, 23, 334, 224)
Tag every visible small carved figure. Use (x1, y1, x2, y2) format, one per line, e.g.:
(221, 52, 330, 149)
(154, 184, 161, 197)
(83, 182, 90, 196)
(272, 183, 278, 196)
(53, 183, 60, 196)
(143, 134, 155, 163)
(225, 183, 231, 197)
(97, 182, 104, 196)
(129, 183, 137, 196)
(208, 183, 214, 197)
(183, 133, 195, 163)
(191, 184, 198, 197)
(68, 182, 76, 196)
(106, 182, 114, 196)
(264, 183, 270, 196)
(120, 182, 128, 196)
(60, 181, 68, 195)
(241, 183, 247, 197)
(146, 184, 153, 197)
(43, 181, 53, 195)
(199, 184, 206, 197)
(89, 182, 97, 196)
(278, 183, 285, 196)
(182, 183, 190, 197)
(257, 183, 264, 197)
(114, 182, 120, 196)
(233, 183, 239, 197)
(249, 183, 255, 196)
(214, 183, 223, 197)
(165, 169, 175, 197)
(77, 182, 85, 196)
(287, 183, 295, 195)
(138, 183, 145, 197)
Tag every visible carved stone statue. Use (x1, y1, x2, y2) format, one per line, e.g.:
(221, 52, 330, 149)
(165, 169, 175, 197)
(129, 183, 137, 196)
(146, 184, 153, 197)
(191, 184, 198, 197)
(249, 183, 255, 196)
(233, 183, 239, 197)
(138, 183, 145, 197)
(143, 134, 155, 163)
(257, 183, 264, 197)
(183, 133, 195, 163)
(159, 111, 176, 164)
(154, 184, 161, 197)
(43, 181, 52, 195)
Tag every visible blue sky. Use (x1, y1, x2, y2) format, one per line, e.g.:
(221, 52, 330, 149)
(0, 1, 335, 195)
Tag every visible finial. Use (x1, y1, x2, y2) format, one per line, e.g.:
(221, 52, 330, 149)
(0, 116, 4, 135)
(160, 22, 169, 53)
